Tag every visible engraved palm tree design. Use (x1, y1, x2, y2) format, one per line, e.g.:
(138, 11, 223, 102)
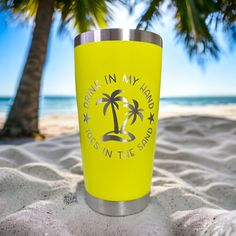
(96, 90, 144, 142)
(120, 99, 144, 141)
(96, 90, 127, 142)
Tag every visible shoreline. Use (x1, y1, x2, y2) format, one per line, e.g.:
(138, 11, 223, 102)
(0, 104, 236, 138)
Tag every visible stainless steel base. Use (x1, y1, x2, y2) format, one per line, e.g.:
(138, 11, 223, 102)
(85, 191, 150, 216)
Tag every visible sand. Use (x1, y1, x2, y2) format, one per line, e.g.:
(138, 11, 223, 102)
(0, 107, 236, 235)
(1, 104, 236, 138)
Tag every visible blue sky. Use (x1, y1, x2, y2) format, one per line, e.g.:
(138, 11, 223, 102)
(0, 5, 236, 97)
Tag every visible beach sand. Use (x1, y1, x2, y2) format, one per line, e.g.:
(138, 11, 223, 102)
(0, 106, 236, 235)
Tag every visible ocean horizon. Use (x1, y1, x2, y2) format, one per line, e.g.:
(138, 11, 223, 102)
(0, 96, 236, 117)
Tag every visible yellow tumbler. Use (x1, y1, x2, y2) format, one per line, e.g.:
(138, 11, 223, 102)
(74, 28, 162, 216)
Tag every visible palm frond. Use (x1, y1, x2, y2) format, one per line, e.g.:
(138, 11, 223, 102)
(111, 89, 123, 99)
(134, 0, 235, 63)
(137, 112, 143, 121)
(137, 0, 163, 30)
(124, 103, 135, 111)
(96, 97, 108, 105)
(211, 1, 236, 46)
(132, 99, 139, 109)
(0, 0, 38, 19)
(113, 101, 119, 109)
(85, 0, 108, 28)
(58, 0, 73, 33)
(0, 0, 30, 10)
(174, 0, 220, 62)
(73, 0, 90, 33)
(127, 113, 133, 119)
(130, 114, 137, 125)
(102, 93, 110, 98)
(114, 96, 128, 103)
(103, 101, 110, 115)
(57, 0, 111, 33)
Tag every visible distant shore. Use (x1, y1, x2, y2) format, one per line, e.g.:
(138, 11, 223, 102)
(1, 104, 236, 138)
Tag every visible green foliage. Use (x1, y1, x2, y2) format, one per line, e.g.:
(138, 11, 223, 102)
(1, 0, 235, 62)
(57, 0, 111, 32)
(135, 0, 236, 63)
(0, 0, 111, 32)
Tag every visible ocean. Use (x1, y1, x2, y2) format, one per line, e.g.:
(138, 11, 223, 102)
(0, 96, 236, 117)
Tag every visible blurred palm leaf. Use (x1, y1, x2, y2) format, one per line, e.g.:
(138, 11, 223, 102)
(1, 0, 113, 33)
(136, 0, 236, 62)
(56, 0, 112, 33)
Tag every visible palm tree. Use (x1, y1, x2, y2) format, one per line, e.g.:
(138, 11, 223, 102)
(121, 99, 143, 135)
(0, 0, 112, 138)
(132, 0, 236, 63)
(1, 0, 235, 138)
(96, 90, 127, 134)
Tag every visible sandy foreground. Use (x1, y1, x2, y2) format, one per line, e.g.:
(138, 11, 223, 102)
(0, 105, 236, 235)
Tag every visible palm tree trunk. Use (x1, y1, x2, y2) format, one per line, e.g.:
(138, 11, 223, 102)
(0, 0, 54, 138)
(111, 104, 119, 134)
(120, 117, 129, 133)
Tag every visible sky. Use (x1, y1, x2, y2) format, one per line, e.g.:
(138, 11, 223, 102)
(0, 5, 236, 98)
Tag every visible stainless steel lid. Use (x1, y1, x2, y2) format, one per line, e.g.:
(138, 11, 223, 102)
(74, 28, 162, 48)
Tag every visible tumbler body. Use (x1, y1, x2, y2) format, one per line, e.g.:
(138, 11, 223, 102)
(74, 29, 162, 216)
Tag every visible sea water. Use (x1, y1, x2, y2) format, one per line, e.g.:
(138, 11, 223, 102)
(0, 96, 236, 117)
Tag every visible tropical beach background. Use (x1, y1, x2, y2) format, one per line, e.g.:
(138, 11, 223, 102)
(0, 1, 236, 138)
(1, 96, 236, 137)
(0, 1, 236, 235)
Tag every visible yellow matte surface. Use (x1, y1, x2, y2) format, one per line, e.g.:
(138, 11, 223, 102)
(75, 41, 162, 201)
